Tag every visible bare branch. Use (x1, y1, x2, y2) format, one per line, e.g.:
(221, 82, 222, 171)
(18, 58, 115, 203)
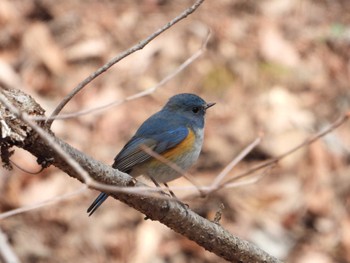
(1, 88, 282, 263)
(0, 187, 87, 220)
(47, 0, 206, 127)
(220, 113, 350, 187)
(210, 136, 262, 190)
(31, 30, 210, 122)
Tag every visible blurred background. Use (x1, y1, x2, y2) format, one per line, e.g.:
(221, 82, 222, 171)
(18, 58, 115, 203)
(1, 0, 350, 262)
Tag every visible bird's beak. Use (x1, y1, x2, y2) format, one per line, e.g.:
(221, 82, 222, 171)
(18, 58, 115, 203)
(205, 102, 216, 110)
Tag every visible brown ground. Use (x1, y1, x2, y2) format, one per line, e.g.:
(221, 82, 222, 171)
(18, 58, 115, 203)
(1, 0, 350, 262)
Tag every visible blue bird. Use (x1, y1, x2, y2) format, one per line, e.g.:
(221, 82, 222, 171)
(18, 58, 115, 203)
(87, 93, 215, 216)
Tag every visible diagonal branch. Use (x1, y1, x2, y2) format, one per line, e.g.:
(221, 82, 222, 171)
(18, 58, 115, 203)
(35, 30, 210, 122)
(47, 0, 205, 127)
(0, 89, 282, 263)
(220, 113, 350, 187)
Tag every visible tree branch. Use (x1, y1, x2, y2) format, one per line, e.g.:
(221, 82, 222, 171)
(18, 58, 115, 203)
(47, 0, 205, 127)
(0, 88, 282, 263)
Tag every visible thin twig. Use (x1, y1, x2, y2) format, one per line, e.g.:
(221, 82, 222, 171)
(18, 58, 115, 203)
(140, 145, 205, 196)
(210, 136, 262, 190)
(31, 30, 210, 122)
(47, 0, 205, 127)
(181, 165, 274, 201)
(0, 187, 88, 220)
(220, 113, 350, 187)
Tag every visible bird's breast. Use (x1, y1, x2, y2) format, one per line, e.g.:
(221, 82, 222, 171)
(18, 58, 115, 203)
(132, 127, 204, 183)
(162, 127, 197, 159)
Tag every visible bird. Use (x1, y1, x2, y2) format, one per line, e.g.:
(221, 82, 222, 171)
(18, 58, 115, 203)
(87, 93, 215, 216)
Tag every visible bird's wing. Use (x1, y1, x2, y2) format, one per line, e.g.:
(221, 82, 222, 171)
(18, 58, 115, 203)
(112, 127, 189, 171)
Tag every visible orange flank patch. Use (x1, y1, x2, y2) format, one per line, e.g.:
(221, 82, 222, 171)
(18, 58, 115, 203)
(161, 128, 195, 160)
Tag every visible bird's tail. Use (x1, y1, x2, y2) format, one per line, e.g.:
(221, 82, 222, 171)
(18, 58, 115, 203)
(87, 192, 109, 216)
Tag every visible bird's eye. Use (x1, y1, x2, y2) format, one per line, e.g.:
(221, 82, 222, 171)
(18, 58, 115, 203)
(192, 107, 200, 113)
